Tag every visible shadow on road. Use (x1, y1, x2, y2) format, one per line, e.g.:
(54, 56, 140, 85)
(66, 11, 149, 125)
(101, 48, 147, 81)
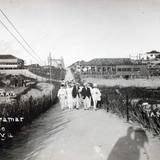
(107, 127, 149, 160)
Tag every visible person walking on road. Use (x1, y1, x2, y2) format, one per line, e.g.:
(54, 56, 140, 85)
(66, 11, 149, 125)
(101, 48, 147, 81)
(81, 82, 92, 110)
(66, 83, 74, 110)
(57, 83, 67, 110)
(72, 83, 80, 109)
(91, 83, 101, 110)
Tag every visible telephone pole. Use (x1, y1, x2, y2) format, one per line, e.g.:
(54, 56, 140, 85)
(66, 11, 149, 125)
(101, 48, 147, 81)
(48, 53, 53, 101)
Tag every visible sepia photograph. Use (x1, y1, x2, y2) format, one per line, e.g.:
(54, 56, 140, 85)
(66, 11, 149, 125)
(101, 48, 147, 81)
(0, 0, 160, 160)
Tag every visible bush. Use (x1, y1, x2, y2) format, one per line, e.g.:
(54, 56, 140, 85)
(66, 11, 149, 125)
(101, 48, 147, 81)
(99, 86, 160, 135)
(0, 81, 60, 136)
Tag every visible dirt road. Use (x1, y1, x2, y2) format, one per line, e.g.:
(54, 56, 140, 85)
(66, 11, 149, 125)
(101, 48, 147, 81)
(20, 108, 160, 160)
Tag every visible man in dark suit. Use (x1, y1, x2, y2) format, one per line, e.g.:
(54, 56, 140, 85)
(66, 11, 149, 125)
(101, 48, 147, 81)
(72, 83, 80, 109)
(81, 82, 92, 110)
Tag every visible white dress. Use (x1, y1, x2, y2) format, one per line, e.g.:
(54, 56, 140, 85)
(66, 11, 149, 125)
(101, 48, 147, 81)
(91, 87, 101, 109)
(92, 88, 101, 101)
(57, 88, 67, 109)
(66, 87, 73, 109)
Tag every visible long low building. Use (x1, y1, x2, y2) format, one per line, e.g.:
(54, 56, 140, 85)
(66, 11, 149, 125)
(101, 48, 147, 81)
(0, 54, 24, 69)
(72, 58, 149, 79)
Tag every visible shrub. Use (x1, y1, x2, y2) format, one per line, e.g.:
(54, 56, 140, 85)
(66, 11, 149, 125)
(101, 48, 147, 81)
(99, 86, 160, 135)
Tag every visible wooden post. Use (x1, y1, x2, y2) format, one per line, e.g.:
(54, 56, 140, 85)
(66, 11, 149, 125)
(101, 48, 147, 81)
(126, 93, 129, 122)
(48, 53, 53, 102)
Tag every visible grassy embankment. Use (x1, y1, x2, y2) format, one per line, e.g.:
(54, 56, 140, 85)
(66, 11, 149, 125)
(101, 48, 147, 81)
(0, 72, 62, 134)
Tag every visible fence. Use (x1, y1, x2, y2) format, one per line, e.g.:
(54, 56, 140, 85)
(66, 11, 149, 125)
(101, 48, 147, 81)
(99, 86, 160, 135)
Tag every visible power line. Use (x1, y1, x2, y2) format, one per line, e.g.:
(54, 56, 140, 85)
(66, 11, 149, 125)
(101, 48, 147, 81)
(0, 18, 41, 63)
(0, 8, 43, 64)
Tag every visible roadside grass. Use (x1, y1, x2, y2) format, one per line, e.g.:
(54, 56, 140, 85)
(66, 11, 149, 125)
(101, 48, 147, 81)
(84, 77, 160, 88)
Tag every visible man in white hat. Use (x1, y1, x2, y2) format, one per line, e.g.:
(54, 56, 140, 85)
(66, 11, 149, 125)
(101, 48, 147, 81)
(91, 83, 101, 110)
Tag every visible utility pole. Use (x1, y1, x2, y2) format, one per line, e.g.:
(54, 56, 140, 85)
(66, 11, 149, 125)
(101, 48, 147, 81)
(49, 53, 52, 83)
(48, 53, 53, 101)
(126, 93, 129, 122)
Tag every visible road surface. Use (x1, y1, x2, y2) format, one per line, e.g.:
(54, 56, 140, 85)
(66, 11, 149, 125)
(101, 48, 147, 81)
(1, 105, 160, 160)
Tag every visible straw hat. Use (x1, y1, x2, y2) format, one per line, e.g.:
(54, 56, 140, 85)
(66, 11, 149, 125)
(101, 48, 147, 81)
(93, 83, 97, 87)
(142, 102, 149, 106)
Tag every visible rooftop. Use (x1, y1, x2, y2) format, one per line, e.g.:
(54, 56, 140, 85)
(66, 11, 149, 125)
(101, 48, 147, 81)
(146, 50, 160, 54)
(76, 58, 138, 66)
(0, 54, 17, 59)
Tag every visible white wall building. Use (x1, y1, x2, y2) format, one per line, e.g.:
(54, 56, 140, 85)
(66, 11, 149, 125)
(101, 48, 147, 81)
(0, 54, 24, 69)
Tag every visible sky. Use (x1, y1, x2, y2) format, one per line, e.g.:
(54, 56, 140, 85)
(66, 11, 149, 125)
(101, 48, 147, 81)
(0, 0, 160, 66)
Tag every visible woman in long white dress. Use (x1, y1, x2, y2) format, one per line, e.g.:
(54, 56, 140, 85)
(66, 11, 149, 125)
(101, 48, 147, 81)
(91, 83, 101, 110)
(66, 84, 74, 110)
(57, 83, 67, 110)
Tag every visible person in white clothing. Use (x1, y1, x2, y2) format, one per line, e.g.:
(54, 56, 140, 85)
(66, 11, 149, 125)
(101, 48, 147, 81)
(91, 83, 101, 110)
(66, 83, 74, 110)
(57, 83, 67, 110)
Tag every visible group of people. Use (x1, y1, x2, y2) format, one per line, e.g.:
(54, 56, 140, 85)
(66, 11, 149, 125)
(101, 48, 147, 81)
(57, 81, 101, 111)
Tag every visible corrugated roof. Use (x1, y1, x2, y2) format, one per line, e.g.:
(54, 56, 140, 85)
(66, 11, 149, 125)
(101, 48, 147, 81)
(0, 54, 17, 59)
(146, 50, 160, 54)
(80, 58, 134, 66)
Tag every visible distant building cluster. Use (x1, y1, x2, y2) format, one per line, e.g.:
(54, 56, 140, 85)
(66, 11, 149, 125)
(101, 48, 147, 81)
(0, 54, 65, 70)
(1, 50, 160, 78)
(72, 58, 148, 79)
(71, 50, 160, 79)
(140, 50, 160, 76)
